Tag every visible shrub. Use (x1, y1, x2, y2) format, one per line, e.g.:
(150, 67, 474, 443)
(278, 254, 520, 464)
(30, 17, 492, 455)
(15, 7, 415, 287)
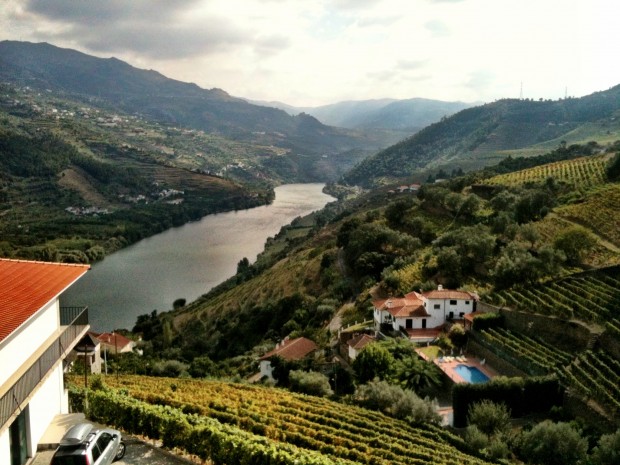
(517, 420, 587, 465)
(591, 428, 620, 465)
(289, 370, 333, 397)
(352, 379, 440, 424)
(467, 400, 511, 436)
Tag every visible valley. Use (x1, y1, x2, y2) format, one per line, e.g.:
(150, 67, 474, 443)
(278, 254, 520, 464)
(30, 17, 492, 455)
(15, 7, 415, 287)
(2, 39, 620, 465)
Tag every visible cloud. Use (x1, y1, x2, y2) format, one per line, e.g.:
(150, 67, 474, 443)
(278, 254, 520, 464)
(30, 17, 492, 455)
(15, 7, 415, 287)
(397, 59, 429, 71)
(20, 0, 249, 59)
(24, 0, 200, 23)
(424, 19, 451, 37)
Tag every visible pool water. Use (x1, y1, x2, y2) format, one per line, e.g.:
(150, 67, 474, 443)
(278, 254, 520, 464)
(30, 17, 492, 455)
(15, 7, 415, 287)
(454, 364, 490, 383)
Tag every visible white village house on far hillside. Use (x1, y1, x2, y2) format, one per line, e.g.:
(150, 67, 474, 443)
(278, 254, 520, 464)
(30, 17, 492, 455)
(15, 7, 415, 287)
(373, 285, 478, 341)
(0, 259, 90, 465)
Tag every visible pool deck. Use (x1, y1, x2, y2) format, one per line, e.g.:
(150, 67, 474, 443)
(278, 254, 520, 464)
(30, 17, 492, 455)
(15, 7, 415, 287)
(416, 350, 497, 384)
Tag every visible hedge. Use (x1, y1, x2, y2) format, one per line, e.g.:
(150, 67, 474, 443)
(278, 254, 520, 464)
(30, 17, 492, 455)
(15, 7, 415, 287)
(452, 375, 563, 428)
(471, 312, 504, 332)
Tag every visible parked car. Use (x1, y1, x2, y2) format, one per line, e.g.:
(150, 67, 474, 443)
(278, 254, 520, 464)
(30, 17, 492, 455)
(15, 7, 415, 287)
(50, 422, 126, 465)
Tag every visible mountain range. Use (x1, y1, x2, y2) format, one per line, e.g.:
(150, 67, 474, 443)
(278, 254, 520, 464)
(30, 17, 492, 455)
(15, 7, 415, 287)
(0, 40, 396, 179)
(252, 97, 474, 132)
(345, 86, 620, 186)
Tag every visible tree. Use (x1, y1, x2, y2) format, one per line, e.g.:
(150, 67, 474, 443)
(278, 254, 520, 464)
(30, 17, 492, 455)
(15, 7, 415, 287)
(518, 420, 587, 465)
(554, 226, 597, 263)
(591, 428, 620, 465)
(353, 343, 394, 383)
(352, 379, 440, 423)
(289, 370, 333, 397)
(467, 400, 511, 436)
(607, 152, 620, 181)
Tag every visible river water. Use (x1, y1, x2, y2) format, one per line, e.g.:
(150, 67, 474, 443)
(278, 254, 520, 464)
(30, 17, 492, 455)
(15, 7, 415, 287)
(61, 184, 334, 332)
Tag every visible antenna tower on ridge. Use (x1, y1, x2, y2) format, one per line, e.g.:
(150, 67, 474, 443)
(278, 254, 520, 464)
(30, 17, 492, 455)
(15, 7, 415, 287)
(519, 82, 523, 100)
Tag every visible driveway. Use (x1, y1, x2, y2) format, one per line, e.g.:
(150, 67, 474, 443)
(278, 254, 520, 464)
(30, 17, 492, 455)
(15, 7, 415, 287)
(31, 436, 196, 465)
(30, 414, 196, 465)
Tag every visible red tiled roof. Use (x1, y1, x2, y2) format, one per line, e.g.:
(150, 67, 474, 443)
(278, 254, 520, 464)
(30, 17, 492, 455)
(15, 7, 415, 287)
(422, 289, 478, 300)
(260, 337, 318, 361)
(97, 332, 133, 349)
(0, 259, 90, 343)
(374, 292, 427, 318)
(348, 334, 375, 351)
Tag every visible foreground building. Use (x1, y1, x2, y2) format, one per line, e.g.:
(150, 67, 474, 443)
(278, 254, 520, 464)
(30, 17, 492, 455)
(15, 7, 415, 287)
(0, 259, 89, 465)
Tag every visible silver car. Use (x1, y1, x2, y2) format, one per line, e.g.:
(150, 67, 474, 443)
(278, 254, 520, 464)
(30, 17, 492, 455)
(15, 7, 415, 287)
(50, 422, 126, 465)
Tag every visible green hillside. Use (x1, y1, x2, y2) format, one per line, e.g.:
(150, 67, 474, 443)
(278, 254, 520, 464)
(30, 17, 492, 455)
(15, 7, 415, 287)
(344, 86, 620, 187)
(0, 40, 386, 171)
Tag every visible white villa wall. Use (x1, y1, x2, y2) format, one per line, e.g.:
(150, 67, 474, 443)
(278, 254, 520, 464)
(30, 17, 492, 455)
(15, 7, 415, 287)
(425, 298, 473, 321)
(0, 300, 58, 387)
(259, 360, 274, 380)
(28, 364, 65, 455)
(0, 432, 9, 465)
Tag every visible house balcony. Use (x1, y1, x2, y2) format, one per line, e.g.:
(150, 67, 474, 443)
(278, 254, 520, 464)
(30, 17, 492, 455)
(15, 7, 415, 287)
(0, 306, 89, 432)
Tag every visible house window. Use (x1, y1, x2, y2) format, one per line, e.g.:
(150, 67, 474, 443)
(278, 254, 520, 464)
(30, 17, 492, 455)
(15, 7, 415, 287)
(450, 300, 457, 305)
(434, 304, 440, 309)
(406, 319, 413, 329)
(465, 300, 470, 305)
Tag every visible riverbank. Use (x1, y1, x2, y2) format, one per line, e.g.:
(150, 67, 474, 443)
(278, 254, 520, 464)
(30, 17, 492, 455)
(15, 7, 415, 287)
(61, 184, 334, 332)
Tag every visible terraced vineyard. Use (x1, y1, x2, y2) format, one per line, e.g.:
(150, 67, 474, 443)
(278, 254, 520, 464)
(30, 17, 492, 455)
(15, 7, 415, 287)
(557, 350, 620, 416)
(491, 266, 620, 337)
(478, 328, 573, 375)
(485, 154, 609, 191)
(89, 375, 493, 465)
(556, 183, 620, 247)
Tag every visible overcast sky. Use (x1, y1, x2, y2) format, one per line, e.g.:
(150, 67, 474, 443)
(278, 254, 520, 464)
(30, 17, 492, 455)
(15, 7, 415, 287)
(1, 0, 619, 107)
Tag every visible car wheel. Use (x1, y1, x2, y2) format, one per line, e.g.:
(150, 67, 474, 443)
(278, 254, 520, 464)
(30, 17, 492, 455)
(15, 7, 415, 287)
(114, 441, 126, 461)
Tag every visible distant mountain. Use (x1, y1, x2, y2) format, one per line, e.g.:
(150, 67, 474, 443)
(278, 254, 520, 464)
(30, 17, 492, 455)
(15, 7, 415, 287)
(344, 87, 620, 186)
(0, 41, 387, 170)
(251, 98, 473, 132)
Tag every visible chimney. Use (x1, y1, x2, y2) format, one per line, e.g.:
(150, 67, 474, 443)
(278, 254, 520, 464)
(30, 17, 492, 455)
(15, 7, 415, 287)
(387, 300, 393, 308)
(438, 285, 443, 291)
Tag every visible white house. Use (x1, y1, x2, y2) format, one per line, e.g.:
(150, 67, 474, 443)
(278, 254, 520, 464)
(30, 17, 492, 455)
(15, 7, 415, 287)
(258, 337, 318, 382)
(0, 259, 90, 465)
(373, 285, 478, 339)
(347, 334, 376, 361)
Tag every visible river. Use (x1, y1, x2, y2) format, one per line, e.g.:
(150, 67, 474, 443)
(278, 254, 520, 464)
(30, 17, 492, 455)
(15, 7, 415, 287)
(61, 183, 334, 332)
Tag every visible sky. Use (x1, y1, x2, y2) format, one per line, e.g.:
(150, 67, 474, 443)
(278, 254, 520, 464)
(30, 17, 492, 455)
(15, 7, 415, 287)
(1, 0, 619, 107)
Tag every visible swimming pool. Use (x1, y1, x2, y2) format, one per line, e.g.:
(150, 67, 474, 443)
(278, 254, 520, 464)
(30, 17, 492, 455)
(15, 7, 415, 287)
(454, 364, 490, 383)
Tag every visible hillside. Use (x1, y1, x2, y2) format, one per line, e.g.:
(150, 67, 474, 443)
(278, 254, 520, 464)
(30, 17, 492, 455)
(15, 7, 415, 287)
(130, 145, 619, 366)
(344, 86, 620, 187)
(0, 40, 388, 178)
(0, 82, 275, 262)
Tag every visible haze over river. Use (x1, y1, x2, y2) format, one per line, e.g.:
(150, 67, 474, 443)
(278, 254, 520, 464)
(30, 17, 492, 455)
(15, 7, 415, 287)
(62, 184, 334, 332)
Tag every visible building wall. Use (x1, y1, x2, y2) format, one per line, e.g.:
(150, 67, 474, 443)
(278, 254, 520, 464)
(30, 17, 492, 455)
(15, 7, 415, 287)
(425, 298, 473, 321)
(0, 300, 58, 387)
(28, 364, 66, 454)
(0, 432, 9, 465)
(259, 360, 273, 380)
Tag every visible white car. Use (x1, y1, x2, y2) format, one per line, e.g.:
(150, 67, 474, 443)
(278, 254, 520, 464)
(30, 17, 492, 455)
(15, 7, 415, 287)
(50, 422, 126, 465)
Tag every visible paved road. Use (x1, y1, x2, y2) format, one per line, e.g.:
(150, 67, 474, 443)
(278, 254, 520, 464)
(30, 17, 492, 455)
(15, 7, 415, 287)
(31, 437, 196, 465)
